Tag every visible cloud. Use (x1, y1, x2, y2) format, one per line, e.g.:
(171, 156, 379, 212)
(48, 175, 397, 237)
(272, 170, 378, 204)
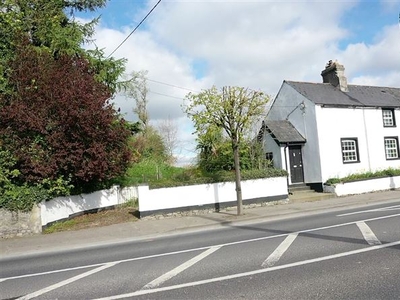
(340, 24, 400, 86)
(84, 0, 399, 165)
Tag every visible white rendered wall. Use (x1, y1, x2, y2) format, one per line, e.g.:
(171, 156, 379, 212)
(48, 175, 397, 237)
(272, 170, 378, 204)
(40, 186, 130, 226)
(138, 177, 288, 214)
(315, 107, 400, 182)
(267, 82, 322, 183)
(324, 175, 400, 196)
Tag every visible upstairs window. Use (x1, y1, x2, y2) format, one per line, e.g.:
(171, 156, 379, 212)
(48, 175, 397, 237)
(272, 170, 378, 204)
(341, 138, 359, 163)
(382, 109, 396, 127)
(384, 137, 399, 160)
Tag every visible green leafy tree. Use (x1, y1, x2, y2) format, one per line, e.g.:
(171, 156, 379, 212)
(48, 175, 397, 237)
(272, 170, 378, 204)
(0, 0, 125, 94)
(197, 127, 264, 173)
(123, 70, 150, 131)
(0, 0, 132, 210)
(0, 43, 132, 193)
(184, 86, 270, 215)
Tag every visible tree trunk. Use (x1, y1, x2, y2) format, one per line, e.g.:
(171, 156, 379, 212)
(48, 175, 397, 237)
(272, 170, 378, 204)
(233, 143, 243, 215)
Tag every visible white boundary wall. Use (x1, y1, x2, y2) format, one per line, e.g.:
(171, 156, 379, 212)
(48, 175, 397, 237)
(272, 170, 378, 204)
(138, 177, 288, 215)
(41, 186, 138, 226)
(324, 176, 400, 197)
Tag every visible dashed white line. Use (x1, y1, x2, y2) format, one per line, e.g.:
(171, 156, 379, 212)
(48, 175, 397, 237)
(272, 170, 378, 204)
(16, 262, 118, 300)
(93, 240, 400, 300)
(356, 221, 381, 245)
(262, 233, 298, 268)
(142, 246, 221, 290)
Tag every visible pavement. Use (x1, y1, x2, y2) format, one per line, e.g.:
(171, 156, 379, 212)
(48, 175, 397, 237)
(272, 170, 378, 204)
(1, 189, 400, 260)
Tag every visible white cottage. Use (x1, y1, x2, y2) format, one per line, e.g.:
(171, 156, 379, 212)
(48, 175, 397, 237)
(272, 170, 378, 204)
(261, 61, 400, 192)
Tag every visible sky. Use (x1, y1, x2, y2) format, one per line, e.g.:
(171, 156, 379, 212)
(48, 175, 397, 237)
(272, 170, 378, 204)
(76, 0, 400, 166)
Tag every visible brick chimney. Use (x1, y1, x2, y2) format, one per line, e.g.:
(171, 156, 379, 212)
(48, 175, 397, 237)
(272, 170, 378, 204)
(321, 60, 348, 92)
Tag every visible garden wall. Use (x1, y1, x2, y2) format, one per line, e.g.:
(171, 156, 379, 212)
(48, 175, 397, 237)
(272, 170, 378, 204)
(1, 177, 286, 238)
(41, 185, 138, 227)
(138, 177, 288, 217)
(323, 175, 400, 197)
(0, 204, 42, 238)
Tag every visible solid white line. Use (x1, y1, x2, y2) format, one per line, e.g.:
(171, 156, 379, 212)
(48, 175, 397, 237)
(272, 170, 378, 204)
(142, 246, 221, 290)
(356, 221, 381, 245)
(16, 262, 118, 300)
(262, 233, 298, 267)
(2, 213, 399, 283)
(0, 264, 98, 283)
(337, 205, 400, 217)
(93, 240, 400, 300)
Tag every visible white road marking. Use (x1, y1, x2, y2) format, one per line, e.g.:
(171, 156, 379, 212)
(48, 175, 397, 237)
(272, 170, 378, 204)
(93, 240, 400, 300)
(356, 221, 381, 245)
(262, 233, 298, 268)
(16, 262, 118, 300)
(337, 205, 400, 217)
(142, 246, 221, 290)
(2, 213, 399, 283)
(0, 265, 98, 283)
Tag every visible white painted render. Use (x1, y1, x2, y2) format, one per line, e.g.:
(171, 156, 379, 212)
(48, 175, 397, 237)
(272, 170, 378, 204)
(40, 179, 287, 226)
(265, 81, 400, 185)
(324, 175, 400, 196)
(266, 82, 323, 183)
(315, 106, 400, 182)
(138, 177, 288, 214)
(40, 186, 137, 226)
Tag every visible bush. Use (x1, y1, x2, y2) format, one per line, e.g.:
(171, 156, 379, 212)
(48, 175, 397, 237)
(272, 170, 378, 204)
(0, 184, 49, 211)
(149, 168, 287, 189)
(115, 159, 185, 187)
(325, 168, 400, 185)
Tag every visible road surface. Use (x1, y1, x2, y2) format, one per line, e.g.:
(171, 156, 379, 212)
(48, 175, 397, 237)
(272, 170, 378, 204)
(1, 200, 400, 299)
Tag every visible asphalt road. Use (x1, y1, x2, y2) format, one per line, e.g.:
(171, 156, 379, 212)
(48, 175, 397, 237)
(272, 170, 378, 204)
(1, 201, 400, 300)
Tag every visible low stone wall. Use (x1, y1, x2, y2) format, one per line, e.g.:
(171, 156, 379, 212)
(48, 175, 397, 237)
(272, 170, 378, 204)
(323, 175, 400, 196)
(0, 204, 42, 238)
(141, 198, 289, 220)
(138, 177, 288, 217)
(1, 186, 137, 238)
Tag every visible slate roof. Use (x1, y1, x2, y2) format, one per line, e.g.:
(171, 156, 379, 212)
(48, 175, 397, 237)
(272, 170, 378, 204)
(265, 120, 306, 144)
(286, 81, 400, 108)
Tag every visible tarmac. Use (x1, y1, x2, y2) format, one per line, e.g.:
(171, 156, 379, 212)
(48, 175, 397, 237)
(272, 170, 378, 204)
(1, 189, 400, 260)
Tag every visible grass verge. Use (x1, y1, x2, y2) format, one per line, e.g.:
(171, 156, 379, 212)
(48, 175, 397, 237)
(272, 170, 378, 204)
(43, 203, 139, 234)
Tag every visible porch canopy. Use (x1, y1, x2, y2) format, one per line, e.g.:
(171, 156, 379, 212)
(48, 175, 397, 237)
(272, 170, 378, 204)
(264, 120, 306, 145)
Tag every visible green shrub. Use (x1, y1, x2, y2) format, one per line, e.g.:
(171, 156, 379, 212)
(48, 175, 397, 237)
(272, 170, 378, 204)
(325, 168, 400, 185)
(0, 184, 49, 211)
(149, 168, 287, 189)
(115, 159, 184, 187)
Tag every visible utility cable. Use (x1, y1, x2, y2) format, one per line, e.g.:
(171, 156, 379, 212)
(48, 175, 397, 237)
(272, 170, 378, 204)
(147, 79, 200, 93)
(107, 0, 162, 58)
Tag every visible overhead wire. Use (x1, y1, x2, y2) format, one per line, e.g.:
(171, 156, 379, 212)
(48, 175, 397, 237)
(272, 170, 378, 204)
(107, 0, 162, 58)
(147, 78, 200, 93)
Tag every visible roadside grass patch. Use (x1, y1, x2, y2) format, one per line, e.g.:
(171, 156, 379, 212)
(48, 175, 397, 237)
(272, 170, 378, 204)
(43, 202, 139, 234)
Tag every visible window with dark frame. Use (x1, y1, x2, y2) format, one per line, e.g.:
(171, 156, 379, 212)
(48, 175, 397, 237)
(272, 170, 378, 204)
(384, 137, 399, 160)
(266, 152, 273, 160)
(341, 138, 360, 163)
(382, 109, 396, 127)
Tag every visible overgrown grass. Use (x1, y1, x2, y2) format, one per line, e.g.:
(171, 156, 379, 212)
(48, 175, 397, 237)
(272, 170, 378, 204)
(325, 168, 400, 185)
(43, 219, 80, 234)
(116, 159, 185, 187)
(43, 200, 139, 234)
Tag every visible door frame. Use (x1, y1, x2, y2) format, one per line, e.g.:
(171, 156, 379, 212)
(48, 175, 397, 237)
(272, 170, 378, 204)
(288, 145, 304, 184)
